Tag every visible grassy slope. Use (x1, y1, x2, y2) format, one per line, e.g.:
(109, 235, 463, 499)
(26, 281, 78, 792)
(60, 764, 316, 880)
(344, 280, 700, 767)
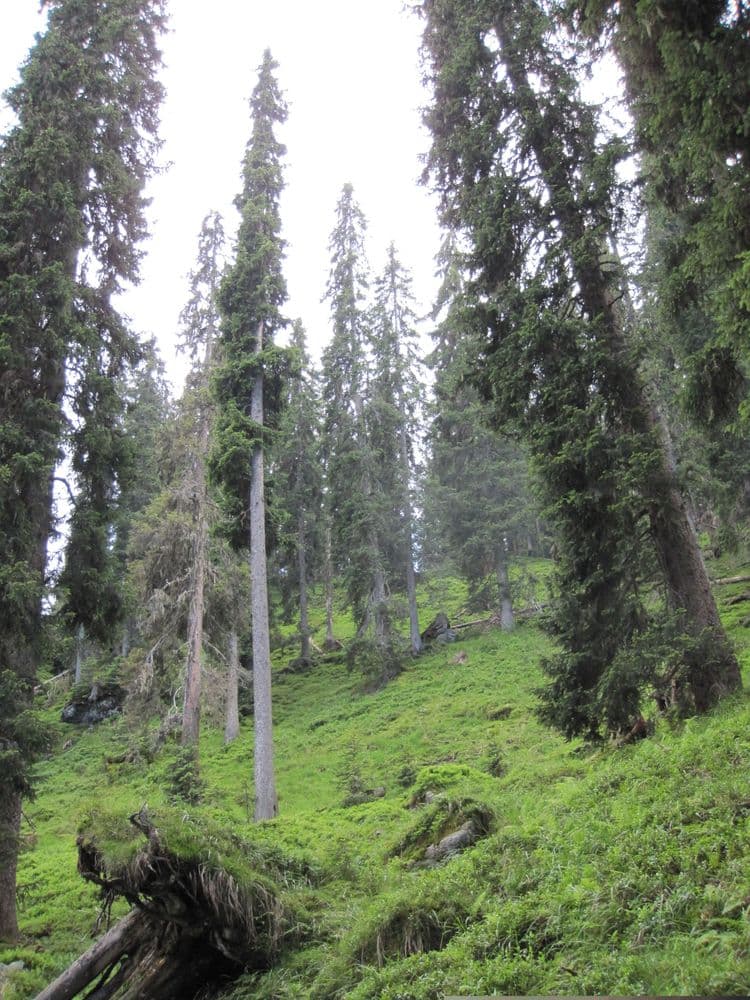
(3, 559, 750, 998)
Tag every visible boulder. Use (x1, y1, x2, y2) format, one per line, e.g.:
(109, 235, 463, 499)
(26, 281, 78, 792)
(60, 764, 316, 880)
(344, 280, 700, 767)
(420, 612, 456, 644)
(61, 681, 126, 726)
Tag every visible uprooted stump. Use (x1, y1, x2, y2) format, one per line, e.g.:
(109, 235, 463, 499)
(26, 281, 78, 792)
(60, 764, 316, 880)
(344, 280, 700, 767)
(36, 807, 311, 1000)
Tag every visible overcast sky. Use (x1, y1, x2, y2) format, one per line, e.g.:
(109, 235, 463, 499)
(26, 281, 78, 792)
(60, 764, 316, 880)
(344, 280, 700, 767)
(1, 1, 442, 391)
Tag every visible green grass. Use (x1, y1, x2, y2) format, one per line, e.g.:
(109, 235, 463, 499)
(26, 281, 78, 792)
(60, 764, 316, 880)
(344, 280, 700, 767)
(3, 561, 750, 997)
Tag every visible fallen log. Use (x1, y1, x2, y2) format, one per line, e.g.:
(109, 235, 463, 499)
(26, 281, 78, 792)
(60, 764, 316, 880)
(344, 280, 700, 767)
(34, 910, 142, 1000)
(713, 574, 750, 586)
(725, 591, 750, 606)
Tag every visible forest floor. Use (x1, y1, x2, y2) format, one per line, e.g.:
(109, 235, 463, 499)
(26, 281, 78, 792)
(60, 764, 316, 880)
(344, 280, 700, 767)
(3, 557, 750, 998)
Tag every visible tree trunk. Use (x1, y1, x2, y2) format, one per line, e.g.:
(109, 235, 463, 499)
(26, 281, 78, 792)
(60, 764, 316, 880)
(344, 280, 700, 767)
(0, 789, 22, 942)
(496, 12, 740, 709)
(297, 511, 311, 662)
(181, 312, 214, 747)
(646, 405, 741, 707)
(34, 910, 142, 1000)
(399, 421, 422, 654)
(324, 521, 335, 647)
(496, 546, 515, 631)
(224, 630, 240, 745)
(181, 469, 207, 747)
(74, 622, 85, 685)
(372, 565, 388, 646)
(249, 322, 277, 821)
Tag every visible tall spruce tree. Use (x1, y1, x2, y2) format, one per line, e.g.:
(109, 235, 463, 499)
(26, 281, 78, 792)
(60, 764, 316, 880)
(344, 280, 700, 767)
(420, 0, 740, 739)
(211, 51, 289, 820)
(370, 243, 425, 654)
(321, 185, 400, 682)
(0, 0, 165, 941)
(179, 212, 225, 748)
(274, 320, 323, 665)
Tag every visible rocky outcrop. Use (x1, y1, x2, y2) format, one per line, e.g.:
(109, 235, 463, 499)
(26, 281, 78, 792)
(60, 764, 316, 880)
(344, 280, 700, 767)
(61, 682, 126, 726)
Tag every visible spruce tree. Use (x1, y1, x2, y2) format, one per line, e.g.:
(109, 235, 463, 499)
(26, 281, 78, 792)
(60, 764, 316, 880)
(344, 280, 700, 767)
(211, 51, 289, 820)
(321, 185, 399, 682)
(274, 320, 323, 665)
(420, 0, 740, 739)
(370, 243, 425, 653)
(178, 212, 225, 748)
(0, 0, 165, 941)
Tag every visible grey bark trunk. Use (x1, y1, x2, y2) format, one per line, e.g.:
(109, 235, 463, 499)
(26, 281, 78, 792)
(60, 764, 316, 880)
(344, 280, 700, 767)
(181, 312, 215, 747)
(249, 322, 277, 821)
(74, 622, 85, 685)
(224, 629, 240, 744)
(324, 522, 335, 646)
(372, 565, 388, 645)
(399, 421, 422, 654)
(120, 620, 131, 659)
(181, 482, 207, 746)
(297, 511, 311, 662)
(496, 546, 515, 631)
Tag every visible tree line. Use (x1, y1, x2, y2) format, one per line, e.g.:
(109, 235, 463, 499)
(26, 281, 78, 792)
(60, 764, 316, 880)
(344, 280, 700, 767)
(1, 0, 749, 943)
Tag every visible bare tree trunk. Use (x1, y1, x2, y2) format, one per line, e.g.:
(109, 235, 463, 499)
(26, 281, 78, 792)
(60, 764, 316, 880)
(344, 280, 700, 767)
(120, 620, 131, 659)
(297, 511, 311, 662)
(372, 565, 388, 645)
(495, 545, 515, 631)
(74, 622, 85, 685)
(399, 421, 422, 654)
(224, 629, 240, 744)
(181, 483, 207, 747)
(181, 310, 215, 747)
(324, 521, 335, 647)
(249, 322, 277, 821)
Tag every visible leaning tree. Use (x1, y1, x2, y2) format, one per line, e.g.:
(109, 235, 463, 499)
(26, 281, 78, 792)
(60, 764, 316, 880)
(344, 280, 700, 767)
(419, 0, 740, 739)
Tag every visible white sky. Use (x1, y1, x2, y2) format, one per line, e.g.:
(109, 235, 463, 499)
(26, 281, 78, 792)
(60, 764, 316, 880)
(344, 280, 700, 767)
(1, 1, 442, 392)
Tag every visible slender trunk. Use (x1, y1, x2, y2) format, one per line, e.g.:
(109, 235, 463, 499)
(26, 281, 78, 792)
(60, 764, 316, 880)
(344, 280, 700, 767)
(324, 522, 335, 646)
(496, 14, 740, 708)
(249, 322, 277, 821)
(74, 622, 85, 685)
(224, 629, 240, 744)
(181, 453, 208, 746)
(297, 511, 311, 662)
(399, 422, 422, 654)
(120, 620, 131, 659)
(181, 317, 215, 747)
(496, 545, 515, 631)
(372, 564, 388, 646)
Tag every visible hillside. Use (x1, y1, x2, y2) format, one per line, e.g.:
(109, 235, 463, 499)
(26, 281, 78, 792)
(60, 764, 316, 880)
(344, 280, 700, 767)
(3, 564, 750, 999)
